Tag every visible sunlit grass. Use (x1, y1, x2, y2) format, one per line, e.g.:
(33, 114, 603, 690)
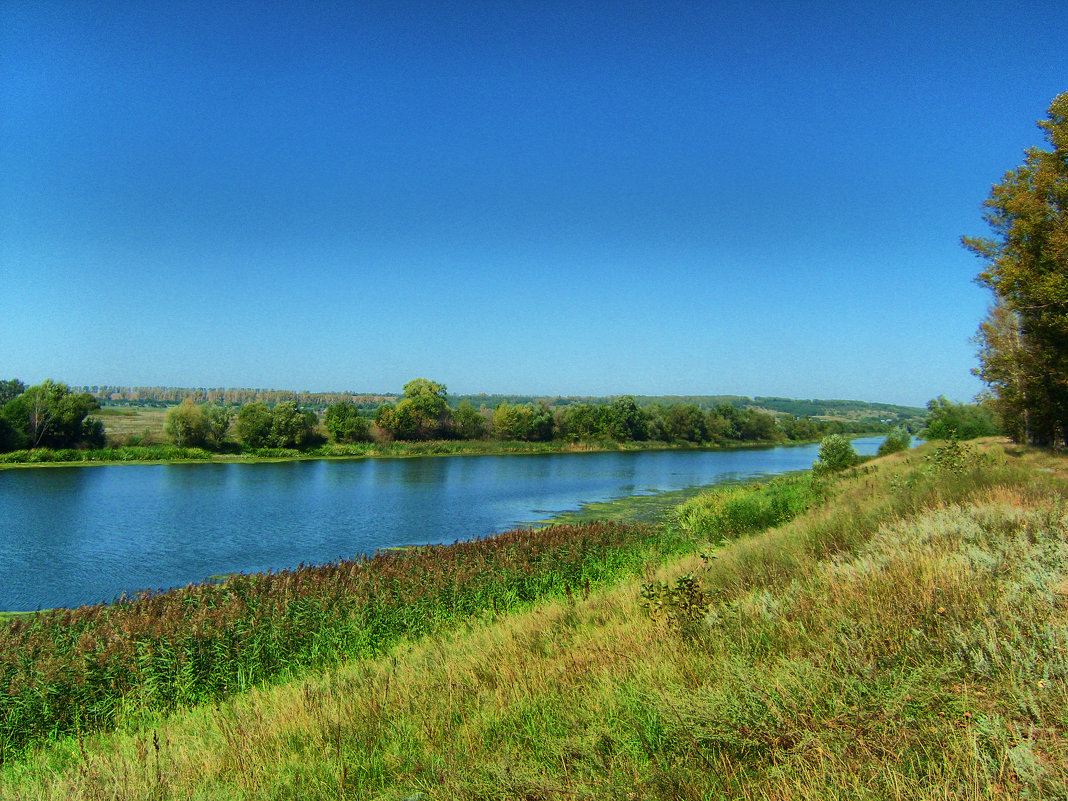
(3, 440, 1066, 799)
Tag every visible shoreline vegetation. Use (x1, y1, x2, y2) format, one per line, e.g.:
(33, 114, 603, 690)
(3, 437, 1066, 798)
(1, 377, 920, 469)
(0, 435, 851, 469)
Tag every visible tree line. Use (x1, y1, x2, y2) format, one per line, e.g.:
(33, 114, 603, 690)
(0, 377, 895, 456)
(311, 378, 887, 447)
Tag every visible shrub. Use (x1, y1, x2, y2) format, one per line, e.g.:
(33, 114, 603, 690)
(876, 426, 912, 457)
(813, 434, 859, 474)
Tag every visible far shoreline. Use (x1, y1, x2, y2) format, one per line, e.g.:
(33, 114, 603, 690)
(0, 433, 885, 470)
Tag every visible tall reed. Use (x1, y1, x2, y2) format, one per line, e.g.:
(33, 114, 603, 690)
(0, 520, 685, 764)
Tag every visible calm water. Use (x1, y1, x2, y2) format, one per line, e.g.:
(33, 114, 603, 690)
(0, 437, 888, 611)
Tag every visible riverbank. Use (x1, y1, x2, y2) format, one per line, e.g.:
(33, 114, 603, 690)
(0, 434, 875, 469)
(3, 438, 1066, 799)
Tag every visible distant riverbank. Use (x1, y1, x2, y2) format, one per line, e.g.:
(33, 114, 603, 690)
(0, 433, 891, 469)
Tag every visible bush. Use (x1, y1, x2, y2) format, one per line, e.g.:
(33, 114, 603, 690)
(921, 396, 999, 440)
(813, 434, 859, 474)
(877, 426, 912, 457)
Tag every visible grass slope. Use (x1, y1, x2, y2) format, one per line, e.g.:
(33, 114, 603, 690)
(2, 440, 1066, 799)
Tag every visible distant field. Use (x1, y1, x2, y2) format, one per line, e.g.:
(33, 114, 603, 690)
(94, 406, 169, 444)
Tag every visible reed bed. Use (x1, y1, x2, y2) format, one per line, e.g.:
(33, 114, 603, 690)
(0, 520, 683, 764)
(0, 446, 214, 464)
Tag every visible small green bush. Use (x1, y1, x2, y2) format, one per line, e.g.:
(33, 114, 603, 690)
(813, 434, 859, 474)
(877, 427, 912, 457)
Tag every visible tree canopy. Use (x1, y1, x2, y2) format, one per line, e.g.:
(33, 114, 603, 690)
(0, 380, 103, 449)
(966, 91, 1068, 445)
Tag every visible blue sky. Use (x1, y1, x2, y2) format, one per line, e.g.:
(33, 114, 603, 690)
(2, 1, 1066, 407)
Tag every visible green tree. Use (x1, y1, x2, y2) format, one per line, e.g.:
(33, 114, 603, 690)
(557, 403, 609, 441)
(164, 399, 209, 447)
(813, 434, 859, 475)
(737, 408, 781, 442)
(876, 426, 912, 456)
(0, 379, 25, 405)
(663, 403, 708, 443)
(605, 395, 648, 441)
(382, 378, 451, 440)
(374, 402, 415, 440)
(269, 401, 317, 448)
(236, 402, 273, 448)
(1, 380, 101, 449)
(965, 91, 1068, 445)
(921, 396, 999, 441)
(450, 399, 487, 439)
(324, 401, 372, 443)
(493, 401, 553, 442)
(204, 404, 234, 448)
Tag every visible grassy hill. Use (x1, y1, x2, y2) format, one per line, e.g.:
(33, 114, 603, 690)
(2, 439, 1065, 799)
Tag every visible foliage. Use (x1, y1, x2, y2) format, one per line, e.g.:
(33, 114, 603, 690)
(674, 475, 817, 540)
(0, 380, 103, 450)
(164, 399, 210, 447)
(397, 378, 451, 439)
(449, 398, 487, 439)
(966, 91, 1068, 445)
(0, 521, 671, 763)
(921, 396, 999, 440)
(876, 425, 912, 456)
(8, 441, 1066, 799)
(203, 404, 233, 447)
(235, 402, 273, 448)
(556, 402, 609, 441)
(639, 573, 708, 635)
(605, 395, 649, 441)
(0, 379, 25, 405)
(492, 401, 553, 442)
(660, 402, 708, 442)
(322, 401, 372, 443)
(927, 438, 978, 474)
(267, 401, 318, 448)
(813, 433, 859, 474)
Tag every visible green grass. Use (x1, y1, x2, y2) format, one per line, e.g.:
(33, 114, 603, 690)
(2, 439, 1066, 800)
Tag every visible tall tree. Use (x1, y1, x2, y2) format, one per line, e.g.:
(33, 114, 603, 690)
(965, 91, 1068, 445)
(1, 380, 102, 449)
(164, 399, 210, 447)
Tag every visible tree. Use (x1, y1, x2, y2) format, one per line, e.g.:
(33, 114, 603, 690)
(164, 399, 209, 447)
(877, 426, 912, 456)
(663, 403, 708, 443)
(605, 396, 649, 441)
(324, 401, 372, 443)
(374, 402, 415, 441)
(1, 380, 101, 449)
(813, 434, 858, 475)
(0, 379, 25, 405)
(204, 404, 234, 448)
(450, 399, 487, 439)
(492, 401, 554, 442)
(920, 396, 999, 441)
(556, 403, 609, 441)
(396, 378, 451, 439)
(268, 401, 317, 448)
(965, 91, 1068, 445)
(236, 402, 273, 448)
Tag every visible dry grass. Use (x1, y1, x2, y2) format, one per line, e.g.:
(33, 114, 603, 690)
(3, 440, 1067, 800)
(93, 407, 169, 446)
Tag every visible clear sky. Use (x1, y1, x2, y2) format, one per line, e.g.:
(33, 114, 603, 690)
(2, 1, 1066, 407)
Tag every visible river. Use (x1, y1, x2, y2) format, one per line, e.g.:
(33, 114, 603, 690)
(0, 437, 889, 611)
